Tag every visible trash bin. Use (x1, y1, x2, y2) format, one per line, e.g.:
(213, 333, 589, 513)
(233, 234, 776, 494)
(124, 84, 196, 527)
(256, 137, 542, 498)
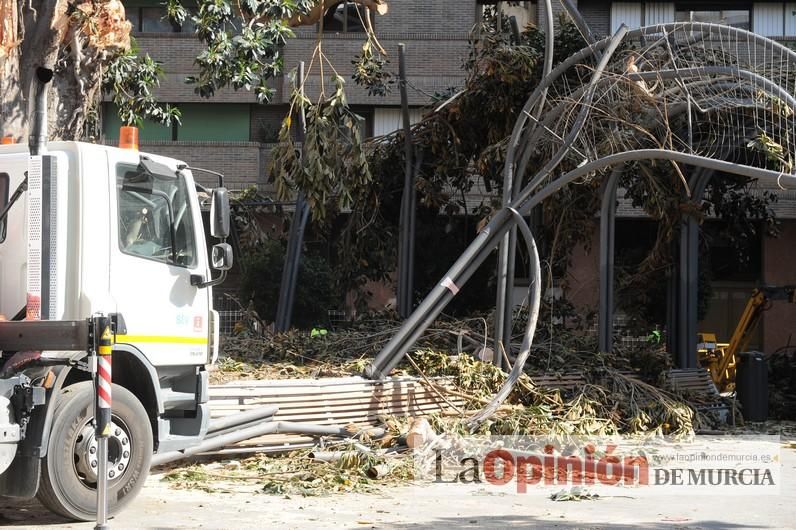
(736, 351, 768, 422)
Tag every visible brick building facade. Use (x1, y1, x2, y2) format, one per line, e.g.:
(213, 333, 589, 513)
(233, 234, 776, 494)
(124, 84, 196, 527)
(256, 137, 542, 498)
(108, 1, 477, 191)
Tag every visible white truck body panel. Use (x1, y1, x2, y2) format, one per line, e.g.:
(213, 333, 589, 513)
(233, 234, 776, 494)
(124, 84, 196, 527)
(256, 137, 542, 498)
(0, 137, 224, 512)
(0, 154, 29, 318)
(0, 142, 215, 366)
(106, 148, 212, 366)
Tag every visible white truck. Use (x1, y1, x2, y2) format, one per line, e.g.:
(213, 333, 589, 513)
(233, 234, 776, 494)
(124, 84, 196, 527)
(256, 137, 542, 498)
(0, 69, 233, 521)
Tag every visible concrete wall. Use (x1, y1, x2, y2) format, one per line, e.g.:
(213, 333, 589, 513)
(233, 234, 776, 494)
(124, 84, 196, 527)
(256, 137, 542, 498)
(762, 220, 796, 352)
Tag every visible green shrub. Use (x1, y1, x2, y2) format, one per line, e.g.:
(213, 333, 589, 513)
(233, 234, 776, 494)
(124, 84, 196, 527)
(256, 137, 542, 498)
(239, 240, 337, 329)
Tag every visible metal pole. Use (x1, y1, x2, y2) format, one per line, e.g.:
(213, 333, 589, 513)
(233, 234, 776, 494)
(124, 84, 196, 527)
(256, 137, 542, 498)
(496, 0, 566, 365)
(93, 315, 113, 530)
(29, 67, 53, 156)
(509, 16, 521, 44)
(397, 44, 415, 319)
(365, 148, 796, 379)
(275, 62, 308, 331)
(207, 406, 280, 435)
(598, 167, 622, 352)
(151, 422, 385, 467)
(666, 243, 679, 356)
(678, 170, 712, 367)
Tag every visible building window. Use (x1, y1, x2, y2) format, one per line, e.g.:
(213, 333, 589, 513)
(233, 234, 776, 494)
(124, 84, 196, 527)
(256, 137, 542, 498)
(0, 172, 8, 243)
(675, 4, 751, 30)
(322, 1, 367, 33)
(103, 104, 251, 143)
(176, 104, 251, 142)
(125, 4, 196, 33)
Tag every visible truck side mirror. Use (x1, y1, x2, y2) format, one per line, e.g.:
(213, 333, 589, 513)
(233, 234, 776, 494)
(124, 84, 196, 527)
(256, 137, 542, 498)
(211, 243, 233, 271)
(210, 188, 230, 239)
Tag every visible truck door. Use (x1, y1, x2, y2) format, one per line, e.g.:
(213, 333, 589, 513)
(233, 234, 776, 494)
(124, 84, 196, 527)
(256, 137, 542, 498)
(108, 156, 211, 366)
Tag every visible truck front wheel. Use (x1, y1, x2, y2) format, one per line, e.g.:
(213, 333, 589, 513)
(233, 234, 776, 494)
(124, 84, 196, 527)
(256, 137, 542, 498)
(36, 381, 153, 521)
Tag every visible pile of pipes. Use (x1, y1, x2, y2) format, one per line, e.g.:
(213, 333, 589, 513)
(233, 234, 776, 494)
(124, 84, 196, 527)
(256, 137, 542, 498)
(152, 375, 464, 464)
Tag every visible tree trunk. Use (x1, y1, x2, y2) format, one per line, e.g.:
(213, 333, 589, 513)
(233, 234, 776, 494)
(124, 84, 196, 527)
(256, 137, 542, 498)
(1, 0, 27, 140)
(0, 0, 130, 143)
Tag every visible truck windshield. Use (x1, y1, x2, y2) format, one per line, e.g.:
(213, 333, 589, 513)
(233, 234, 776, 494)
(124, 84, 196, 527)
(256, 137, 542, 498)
(117, 164, 197, 268)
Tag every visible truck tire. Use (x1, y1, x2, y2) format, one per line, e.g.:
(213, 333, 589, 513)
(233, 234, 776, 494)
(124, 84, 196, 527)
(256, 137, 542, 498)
(36, 381, 152, 521)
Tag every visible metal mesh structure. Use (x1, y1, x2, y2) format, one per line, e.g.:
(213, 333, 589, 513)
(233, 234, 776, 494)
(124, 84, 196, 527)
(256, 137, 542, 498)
(505, 23, 796, 214)
(364, 21, 796, 381)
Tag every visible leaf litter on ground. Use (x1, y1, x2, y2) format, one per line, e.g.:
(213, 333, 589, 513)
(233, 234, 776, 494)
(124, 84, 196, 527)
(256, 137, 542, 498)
(171, 312, 765, 496)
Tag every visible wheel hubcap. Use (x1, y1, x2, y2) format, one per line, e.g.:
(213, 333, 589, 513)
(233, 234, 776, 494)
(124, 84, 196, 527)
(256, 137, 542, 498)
(73, 419, 132, 485)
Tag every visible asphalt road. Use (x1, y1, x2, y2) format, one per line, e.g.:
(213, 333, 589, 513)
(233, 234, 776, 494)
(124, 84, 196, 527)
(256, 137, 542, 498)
(2, 447, 795, 529)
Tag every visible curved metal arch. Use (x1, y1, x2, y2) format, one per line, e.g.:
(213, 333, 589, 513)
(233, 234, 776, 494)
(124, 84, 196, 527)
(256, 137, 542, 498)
(495, 25, 630, 355)
(513, 70, 796, 190)
(366, 22, 796, 380)
(495, 22, 796, 358)
(598, 166, 623, 353)
(516, 150, 796, 214)
(506, 21, 796, 171)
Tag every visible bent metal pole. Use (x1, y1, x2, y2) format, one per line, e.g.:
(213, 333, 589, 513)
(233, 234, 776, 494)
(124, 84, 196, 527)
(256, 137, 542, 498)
(364, 149, 796, 380)
(365, 22, 796, 380)
(364, 25, 631, 380)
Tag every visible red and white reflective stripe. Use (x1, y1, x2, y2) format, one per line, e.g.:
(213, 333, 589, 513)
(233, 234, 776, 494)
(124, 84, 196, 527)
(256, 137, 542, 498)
(97, 356, 112, 409)
(441, 277, 460, 295)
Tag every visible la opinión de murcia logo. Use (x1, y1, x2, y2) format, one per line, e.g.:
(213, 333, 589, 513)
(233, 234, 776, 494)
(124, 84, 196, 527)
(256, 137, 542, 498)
(653, 468, 775, 486)
(434, 444, 649, 493)
(422, 437, 780, 494)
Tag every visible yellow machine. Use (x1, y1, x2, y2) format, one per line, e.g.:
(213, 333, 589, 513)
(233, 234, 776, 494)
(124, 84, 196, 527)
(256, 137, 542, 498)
(698, 286, 795, 393)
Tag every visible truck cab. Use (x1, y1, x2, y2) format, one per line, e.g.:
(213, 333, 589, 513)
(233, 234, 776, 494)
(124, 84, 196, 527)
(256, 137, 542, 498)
(0, 139, 231, 520)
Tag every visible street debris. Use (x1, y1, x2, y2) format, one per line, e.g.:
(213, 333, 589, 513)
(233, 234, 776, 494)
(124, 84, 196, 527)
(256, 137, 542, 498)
(156, 313, 768, 497)
(549, 487, 599, 502)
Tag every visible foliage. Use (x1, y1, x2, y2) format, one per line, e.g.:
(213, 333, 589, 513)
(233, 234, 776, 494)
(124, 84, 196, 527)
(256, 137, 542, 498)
(167, 0, 314, 102)
(613, 163, 779, 328)
(271, 75, 373, 222)
(409, 350, 696, 437)
(748, 131, 793, 172)
(102, 45, 181, 127)
(703, 180, 780, 264)
(229, 187, 284, 250)
(322, 16, 550, 302)
(98, 1, 390, 128)
(164, 443, 414, 496)
(212, 314, 703, 438)
(352, 39, 393, 97)
(239, 239, 337, 329)
(539, 179, 601, 279)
